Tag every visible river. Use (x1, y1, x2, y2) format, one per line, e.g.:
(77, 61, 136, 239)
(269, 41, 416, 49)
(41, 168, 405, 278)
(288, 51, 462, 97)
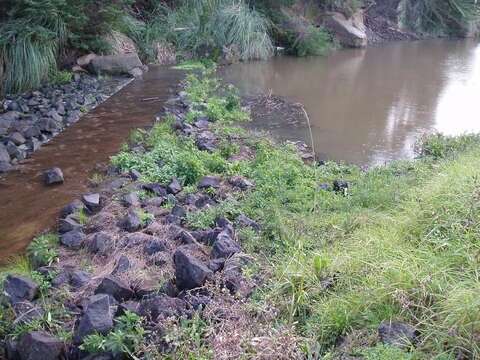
(1, 40, 479, 261)
(221, 39, 480, 165)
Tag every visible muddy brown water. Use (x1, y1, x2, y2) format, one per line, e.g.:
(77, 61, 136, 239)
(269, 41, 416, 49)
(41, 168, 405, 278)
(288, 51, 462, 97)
(0, 67, 184, 262)
(220, 39, 480, 166)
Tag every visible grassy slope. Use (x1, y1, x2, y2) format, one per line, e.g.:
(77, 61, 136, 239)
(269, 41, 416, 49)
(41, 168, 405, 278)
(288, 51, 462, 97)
(257, 144, 480, 359)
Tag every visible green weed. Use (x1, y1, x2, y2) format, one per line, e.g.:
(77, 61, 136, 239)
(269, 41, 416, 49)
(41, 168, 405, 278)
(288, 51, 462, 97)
(80, 311, 149, 358)
(26, 233, 60, 268)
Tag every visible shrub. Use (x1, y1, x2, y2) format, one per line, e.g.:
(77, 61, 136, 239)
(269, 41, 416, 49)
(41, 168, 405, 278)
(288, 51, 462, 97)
(154, 0, 274, 60)
(53, 71, 73, 84)
(292, 25, 336, 56)
(402, 0, 480, 36)
(0, 0, 133, 94)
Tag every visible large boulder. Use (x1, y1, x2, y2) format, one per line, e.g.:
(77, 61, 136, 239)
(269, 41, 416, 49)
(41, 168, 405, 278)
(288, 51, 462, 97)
(74, 294, 113, 344)
(17, 331, 64, 360)
(89, 54, 142, 75)
(319, 12, 368, 48)
(174, 247, 212, 290)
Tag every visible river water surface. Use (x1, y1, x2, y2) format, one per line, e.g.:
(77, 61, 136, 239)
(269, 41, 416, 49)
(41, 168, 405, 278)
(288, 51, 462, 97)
(221, 39, 480, 165)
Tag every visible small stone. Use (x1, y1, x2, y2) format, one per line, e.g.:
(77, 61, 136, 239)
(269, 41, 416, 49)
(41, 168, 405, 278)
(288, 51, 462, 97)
(128, 67, 143, 78)
(82, 193, 100, 211)
(5, 336, 19, 360)
(0, 143, 11, 163)
(43, 168, 64, 185)
(208, 258, 225, 272)
(123, 192, 140, 208)
(167, 177, 182, 194)
(138, 295, 186, 321)
(211, 232, 242, 259)
(228, 176, 254, 190)
(94, 276, 134, 302)
(60, 229, 85, 249)
(27, 138, 42, 152)
(51, 269, 71, 288)
(116, 301, 140, 316)
(10, 132, 26, 146)
(112, 256, 131, 275)
(235, 215, 261, 231)
(144, 240, 166, 255)
(23, 126, 41, 139)
(174, 247, 213, 290)
(378, 322, 416, 348)
(198, 176, 221, 189)
(215, 217, 232, 228)
(177, 231, 196, 245)
(70, 270, 91, 288)
(60, 199, 86, 217)
(171, 120, 184, 132)
(106, 165, 119, 175)
(143, 183, 167, 197)
(171, 205, 186, 218)
(129, 169, 142, 181)
(3, 274, 39, 303)
(17, 331, 64, 360)
(58, 215, 81, 233)
(0, 161, 12, 173)
(165, 214, 181, 225)
(135, 277, 160, 298)
(194, 115, 209, 122)
(131, 145, 146, 153)
(47, 109, 62, 122)
(119, 209, 142, 232)
(141, 197, 165, 207)
(194, 120, 209, 129)
(89, 232, 112, 254)
(74, 294, 113, 344)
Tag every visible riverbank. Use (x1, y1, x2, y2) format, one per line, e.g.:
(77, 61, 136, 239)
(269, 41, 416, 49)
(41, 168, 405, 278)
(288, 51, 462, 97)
(1, 68, 480, 359)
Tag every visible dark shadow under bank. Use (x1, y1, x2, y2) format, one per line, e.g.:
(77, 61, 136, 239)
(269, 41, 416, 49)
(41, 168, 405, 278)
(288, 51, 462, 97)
(0, 67, 184, 263)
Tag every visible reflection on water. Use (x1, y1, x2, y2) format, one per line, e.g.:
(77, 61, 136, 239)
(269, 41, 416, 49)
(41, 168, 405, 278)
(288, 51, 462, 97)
(220, 39, 480, 165)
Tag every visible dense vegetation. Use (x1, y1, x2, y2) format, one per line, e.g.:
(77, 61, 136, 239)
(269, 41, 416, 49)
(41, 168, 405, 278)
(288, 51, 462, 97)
(402, 0, 480, 36)
(2, 66, 480, 358)
(2, 0, 479, 94)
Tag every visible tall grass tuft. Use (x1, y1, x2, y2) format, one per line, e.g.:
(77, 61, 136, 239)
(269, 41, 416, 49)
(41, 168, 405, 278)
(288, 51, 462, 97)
(0, 17, 66, 94)
(155, 0, 274, 60)
(403, 0, 480, 36)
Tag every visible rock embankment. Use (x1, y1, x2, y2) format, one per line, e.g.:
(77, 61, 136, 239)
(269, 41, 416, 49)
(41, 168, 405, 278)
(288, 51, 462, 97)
(0, 74, 131, 174)
(1, 86, 264, 359)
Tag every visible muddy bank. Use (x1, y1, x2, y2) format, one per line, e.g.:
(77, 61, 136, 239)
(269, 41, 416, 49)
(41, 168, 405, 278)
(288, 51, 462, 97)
(0, 67, 184, 262)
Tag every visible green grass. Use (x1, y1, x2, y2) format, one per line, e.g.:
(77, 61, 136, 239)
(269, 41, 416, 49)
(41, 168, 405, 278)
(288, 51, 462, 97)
(53, 71, 73, 84)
